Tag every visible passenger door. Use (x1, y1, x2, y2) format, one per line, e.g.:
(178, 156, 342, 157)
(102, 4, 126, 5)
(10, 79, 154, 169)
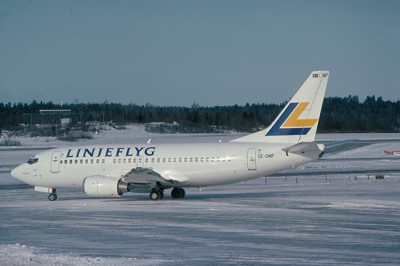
(50, 151, 61, 173)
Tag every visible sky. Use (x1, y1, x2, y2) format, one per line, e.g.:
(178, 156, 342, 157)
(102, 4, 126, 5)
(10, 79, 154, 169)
(0, 0, 399, 106)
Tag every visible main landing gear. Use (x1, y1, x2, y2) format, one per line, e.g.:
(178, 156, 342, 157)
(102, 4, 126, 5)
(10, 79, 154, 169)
(149, 189, 164, 201)
(149, 187, 186, 201)
(171, 187, 185, 199)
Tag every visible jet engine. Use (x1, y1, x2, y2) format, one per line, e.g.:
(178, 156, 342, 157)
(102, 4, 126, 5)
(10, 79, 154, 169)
(83, 176, 129, 197)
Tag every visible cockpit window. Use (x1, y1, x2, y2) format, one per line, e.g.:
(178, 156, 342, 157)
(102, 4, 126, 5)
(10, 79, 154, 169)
(27, 157, 39, 165)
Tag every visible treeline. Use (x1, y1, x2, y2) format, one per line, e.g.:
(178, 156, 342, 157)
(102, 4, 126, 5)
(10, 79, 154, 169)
(1, 95, 399, 133)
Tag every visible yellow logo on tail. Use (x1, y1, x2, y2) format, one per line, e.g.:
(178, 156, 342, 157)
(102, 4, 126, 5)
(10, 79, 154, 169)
(266, 102, 318, 136)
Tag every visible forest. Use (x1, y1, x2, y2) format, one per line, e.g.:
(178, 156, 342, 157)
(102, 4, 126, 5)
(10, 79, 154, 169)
(1, 95, 400, 134)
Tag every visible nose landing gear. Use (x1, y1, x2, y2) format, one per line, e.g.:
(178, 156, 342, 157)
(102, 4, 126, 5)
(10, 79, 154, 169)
(48, 193, 58, 201)
(48, 189, 57, 201)
(34, 187, 58, 201)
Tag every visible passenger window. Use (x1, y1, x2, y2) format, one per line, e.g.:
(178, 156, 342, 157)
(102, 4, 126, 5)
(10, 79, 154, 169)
(123, 158, 126, 163)
(90, 159, 94, 164)
(96, 159, 100, 164)
(75, 160, 78, 164)
(102, 159, 105, 164)
(162, 158, 166, 163)
(157, 158, 160, 163)
(64, 160, 68, 164)
(113, 159, 116, 163)
(179, 158, 182, 163)
(85, 159, 88, 164)
(151, 158, 155, 163)
(128, 158, 131, 163)
(168, 158, 171, 163)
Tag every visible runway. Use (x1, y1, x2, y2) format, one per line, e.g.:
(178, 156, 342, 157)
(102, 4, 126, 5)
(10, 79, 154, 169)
(1, 178, 399, 265)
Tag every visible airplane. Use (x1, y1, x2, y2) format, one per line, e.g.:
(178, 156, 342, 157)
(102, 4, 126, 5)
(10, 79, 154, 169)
(11, 70, 329, 201)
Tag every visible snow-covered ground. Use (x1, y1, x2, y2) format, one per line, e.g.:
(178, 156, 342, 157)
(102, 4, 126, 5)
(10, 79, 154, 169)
(1, 126, 400, 265)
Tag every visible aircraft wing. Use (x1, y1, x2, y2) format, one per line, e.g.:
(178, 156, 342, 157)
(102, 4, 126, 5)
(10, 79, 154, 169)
(122, 167, 189, 188)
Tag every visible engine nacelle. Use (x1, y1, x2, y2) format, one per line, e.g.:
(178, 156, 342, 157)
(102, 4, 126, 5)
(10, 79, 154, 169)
(83, 176, 129, 197)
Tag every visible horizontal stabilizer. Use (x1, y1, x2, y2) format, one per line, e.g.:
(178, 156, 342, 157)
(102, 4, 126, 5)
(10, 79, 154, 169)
(282, 142, 325, 156)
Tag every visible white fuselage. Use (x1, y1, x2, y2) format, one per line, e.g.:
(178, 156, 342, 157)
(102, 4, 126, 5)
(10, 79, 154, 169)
(12, 141, 320, 190)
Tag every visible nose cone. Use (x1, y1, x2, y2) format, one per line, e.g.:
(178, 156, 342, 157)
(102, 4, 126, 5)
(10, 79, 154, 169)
(11, 164, 30, 184)
(11, 166, 19, 179)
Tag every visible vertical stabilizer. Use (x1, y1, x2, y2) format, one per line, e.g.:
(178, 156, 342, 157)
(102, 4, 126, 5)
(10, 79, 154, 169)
(232, 70, 329, 143)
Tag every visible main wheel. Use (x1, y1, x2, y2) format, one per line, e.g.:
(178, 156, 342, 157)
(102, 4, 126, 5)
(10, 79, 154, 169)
(171, 187, 185, 199)
(179, 188, 185, 198)
(150, 190, 162, 201)
(48, 193, 58, 201)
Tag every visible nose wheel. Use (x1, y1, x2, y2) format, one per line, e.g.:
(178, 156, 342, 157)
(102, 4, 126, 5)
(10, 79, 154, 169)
(48, 189, 58, 201)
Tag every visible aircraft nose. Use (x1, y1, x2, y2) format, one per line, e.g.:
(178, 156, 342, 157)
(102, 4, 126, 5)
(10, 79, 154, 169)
(11, 165, 21, 179)
(11, 164, 29, 183)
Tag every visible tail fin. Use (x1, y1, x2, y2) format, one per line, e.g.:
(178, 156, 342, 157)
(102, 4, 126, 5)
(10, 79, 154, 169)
(232, 70, 329, 143)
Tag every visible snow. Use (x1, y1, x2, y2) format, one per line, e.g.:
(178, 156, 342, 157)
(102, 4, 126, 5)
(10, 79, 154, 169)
(1, 180, 400, 265)
(0, 244, 168, 266)
(1, 127, 400, 265)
